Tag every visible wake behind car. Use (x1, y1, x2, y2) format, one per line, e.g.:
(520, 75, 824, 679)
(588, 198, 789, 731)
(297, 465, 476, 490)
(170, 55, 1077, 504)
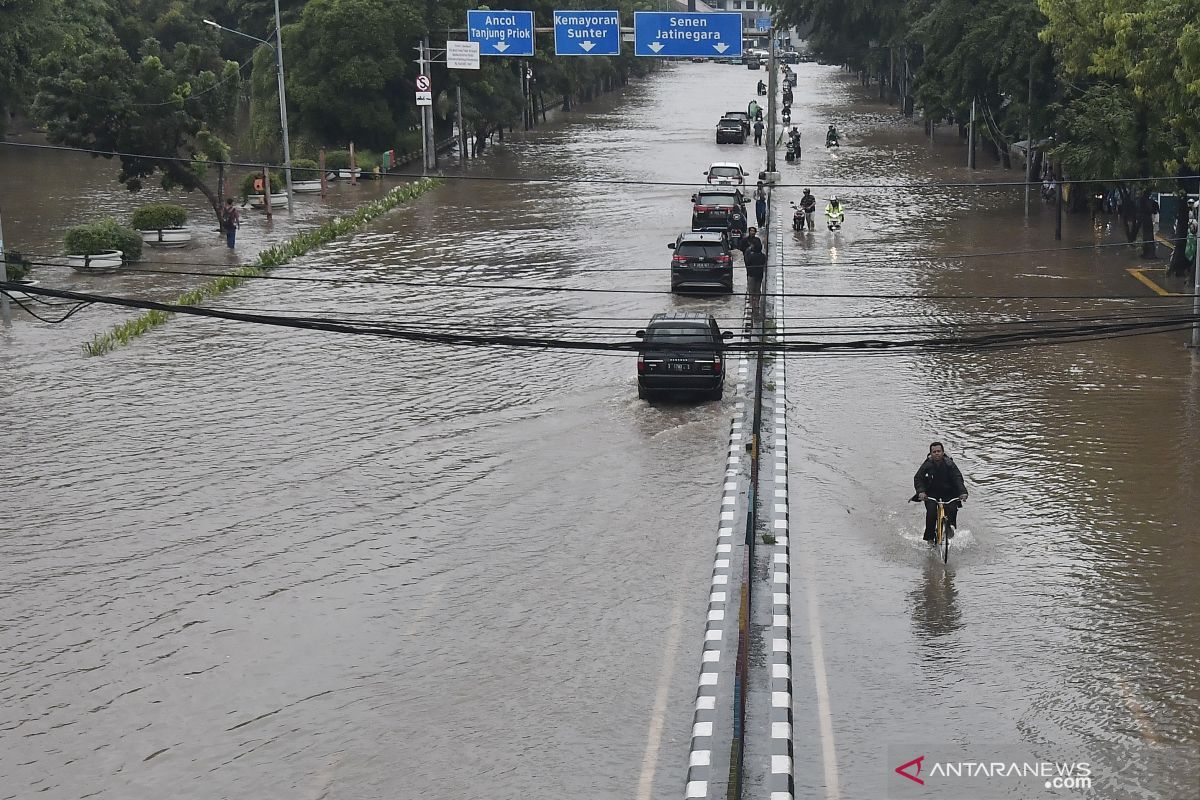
(636, 312, 733, 400)
(691, 186, 748, 238)
(716, 117, 746, 144)
(705, 162, 748, 186)
(668, 230, 734, 293)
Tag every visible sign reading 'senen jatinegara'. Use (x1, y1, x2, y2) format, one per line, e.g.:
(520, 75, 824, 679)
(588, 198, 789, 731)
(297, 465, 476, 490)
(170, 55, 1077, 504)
(467, 10, 536, 56)
(632, 11, 743, 58)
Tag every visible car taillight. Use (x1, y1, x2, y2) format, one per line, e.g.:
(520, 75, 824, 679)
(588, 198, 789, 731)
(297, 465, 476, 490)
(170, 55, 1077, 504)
(713, 358, 722, 373)
(694, 205, 710, 212)
(637, 354, 646, 374)
(672, 255, 687, 263)
(716, 255, 731, 264)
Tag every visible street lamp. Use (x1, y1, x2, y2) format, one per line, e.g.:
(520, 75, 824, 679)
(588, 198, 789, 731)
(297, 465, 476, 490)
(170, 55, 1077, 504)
(204, 6, 293, 211)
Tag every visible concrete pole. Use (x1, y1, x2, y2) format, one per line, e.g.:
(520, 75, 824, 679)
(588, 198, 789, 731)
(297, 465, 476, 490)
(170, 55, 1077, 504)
(272, 0, 293, 212)
(349, 141, 357, 186)
(425, 39, 438, 171)
(967, 98, 976, 169)
(262, 166, 272, 221)
(1192, 217, 1200, 349)
(1024, 60, 1033, 219)
(766, 26, 777, 173)
(0, 204, 10, 325)
(418, 43, 429, 178)
(457, 85, 467, 163)
(319, 148, 327, 197)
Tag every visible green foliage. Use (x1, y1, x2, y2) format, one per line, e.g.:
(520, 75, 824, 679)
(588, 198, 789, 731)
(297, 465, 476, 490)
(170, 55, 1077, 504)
(291, 157, 320, 176)
(31, 4, 240, 226)
(64, 218, 143, 261)
(4, 250, 34, 282)
(131, 203, 188, 230)
(240, 169, 284, 198)
(85, 178, 440, 356)
(323, 149, 352, 169)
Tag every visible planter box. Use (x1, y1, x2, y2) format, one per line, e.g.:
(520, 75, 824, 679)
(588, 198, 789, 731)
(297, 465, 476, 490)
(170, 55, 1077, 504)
(292, 180, 323, 194)
(67, 251, 123, 274)
(248, 194, 289, 209)
(139, 227, 192, 247)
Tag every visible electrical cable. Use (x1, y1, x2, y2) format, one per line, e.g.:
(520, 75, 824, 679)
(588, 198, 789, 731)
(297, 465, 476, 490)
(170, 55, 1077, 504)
(2, 139, 1196, 190)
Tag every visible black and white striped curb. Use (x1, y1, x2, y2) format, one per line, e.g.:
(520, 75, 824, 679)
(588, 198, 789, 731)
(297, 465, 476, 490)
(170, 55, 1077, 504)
(683, 292, 756, 800)
(767, 212, 794, 800)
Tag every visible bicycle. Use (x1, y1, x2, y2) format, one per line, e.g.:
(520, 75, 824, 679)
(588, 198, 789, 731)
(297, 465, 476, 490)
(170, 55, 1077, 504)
(917, 496, 963, 564)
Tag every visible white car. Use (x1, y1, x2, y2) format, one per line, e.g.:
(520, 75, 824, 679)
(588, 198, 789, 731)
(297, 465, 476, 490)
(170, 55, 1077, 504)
(704, 162, 749, 186)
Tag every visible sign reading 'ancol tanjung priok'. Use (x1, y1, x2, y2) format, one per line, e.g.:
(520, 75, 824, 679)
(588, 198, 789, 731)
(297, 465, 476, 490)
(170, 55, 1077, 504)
(632, 11, 743, 58)
(467, 9, 536, 56)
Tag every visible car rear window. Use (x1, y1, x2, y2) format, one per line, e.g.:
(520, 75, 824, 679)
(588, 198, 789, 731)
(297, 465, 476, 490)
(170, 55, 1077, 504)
(676, 243, 726, 258)
(710, 166, 742, 178)
(647, 326, 715, 345)
(696, 193, 739, 206)
(719, 119, 742, 127)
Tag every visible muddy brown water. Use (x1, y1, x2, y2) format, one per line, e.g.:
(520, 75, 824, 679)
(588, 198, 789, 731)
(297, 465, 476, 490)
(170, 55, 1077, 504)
(1, 62, 1196, 799)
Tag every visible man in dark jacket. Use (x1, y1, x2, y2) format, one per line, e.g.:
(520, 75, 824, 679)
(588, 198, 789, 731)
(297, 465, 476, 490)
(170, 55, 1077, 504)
(912, 442, 968, 541)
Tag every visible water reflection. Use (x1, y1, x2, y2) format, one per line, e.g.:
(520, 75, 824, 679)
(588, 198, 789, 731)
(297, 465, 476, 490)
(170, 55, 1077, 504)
(910, 558, 963, 642)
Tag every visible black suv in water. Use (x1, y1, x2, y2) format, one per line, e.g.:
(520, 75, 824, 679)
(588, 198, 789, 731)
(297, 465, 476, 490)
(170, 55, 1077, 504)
(716, 117, 746, 144)
(636, 313, 733, 400)
(691, 187, 747, 238)
(668, 230, 734, 293)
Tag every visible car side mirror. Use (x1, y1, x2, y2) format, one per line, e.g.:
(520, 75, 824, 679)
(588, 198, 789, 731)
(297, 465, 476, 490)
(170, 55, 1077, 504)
(703, 171, 709, 176)
(722, 331, 734, 339)
(667, 242, 676, 249)
(635, 330, 646, 338)
(691, 194, 698, 203)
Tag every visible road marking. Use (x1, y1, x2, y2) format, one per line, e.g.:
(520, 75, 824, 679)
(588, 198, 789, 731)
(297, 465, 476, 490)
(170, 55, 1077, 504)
(1125, 267, 1183, 297)
(636, 593, 686, 800)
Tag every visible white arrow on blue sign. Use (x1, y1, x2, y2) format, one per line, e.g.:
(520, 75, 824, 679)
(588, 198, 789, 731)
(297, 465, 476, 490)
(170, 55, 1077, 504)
(553, 10, 621, 56)
(633, 11, 743, 58)
(467, 9, 536, 56)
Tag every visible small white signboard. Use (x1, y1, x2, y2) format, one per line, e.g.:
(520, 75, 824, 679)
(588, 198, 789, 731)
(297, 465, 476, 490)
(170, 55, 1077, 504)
(447, 40, 482, 70)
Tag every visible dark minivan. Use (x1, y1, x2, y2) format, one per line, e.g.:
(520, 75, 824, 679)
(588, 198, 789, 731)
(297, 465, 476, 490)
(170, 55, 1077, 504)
(691, 187, 747, 238)
(668, 230, 734, 293)
(636, 312, 734, 400)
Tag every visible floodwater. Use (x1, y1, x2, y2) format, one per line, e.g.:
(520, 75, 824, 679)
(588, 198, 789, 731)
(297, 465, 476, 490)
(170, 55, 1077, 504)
(1, 61, 1197, 800)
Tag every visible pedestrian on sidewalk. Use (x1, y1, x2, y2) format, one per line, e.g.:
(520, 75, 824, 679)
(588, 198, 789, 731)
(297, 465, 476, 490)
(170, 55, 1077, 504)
(222, 198, 240, 249)
(753, 119, 764, 145)
(753, 181, 768, 228)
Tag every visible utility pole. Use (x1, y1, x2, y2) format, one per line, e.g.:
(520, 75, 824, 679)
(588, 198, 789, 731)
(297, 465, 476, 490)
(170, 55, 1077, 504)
(967, 98, 976, 169)
(272, 0, 293, 212)
(1192, 214, 1200, 348)
(0, 204, 10, 326)
(1024, 59, 1033, 219)
(457, 85, 467, 163)
(422, 37, 436, 173)
(766, 26, 777, 174)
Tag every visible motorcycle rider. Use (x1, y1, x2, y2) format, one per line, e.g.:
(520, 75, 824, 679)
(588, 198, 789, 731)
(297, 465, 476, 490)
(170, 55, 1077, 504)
(826, 124, 841, 147)
(825, 195, 845, 229)
(757, 79, 767, 96)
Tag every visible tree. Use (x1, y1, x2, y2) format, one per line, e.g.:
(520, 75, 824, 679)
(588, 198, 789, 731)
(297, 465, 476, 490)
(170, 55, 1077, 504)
(32, 28, 241, 227)
(0, 0, 58, 136)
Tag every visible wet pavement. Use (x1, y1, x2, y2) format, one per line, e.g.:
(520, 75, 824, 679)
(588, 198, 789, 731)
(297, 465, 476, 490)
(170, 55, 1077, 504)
(1, 59, 1198, 800)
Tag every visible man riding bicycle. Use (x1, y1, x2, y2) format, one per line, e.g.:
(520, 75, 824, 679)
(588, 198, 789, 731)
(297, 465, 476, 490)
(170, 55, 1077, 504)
(912, 442, 968, 541)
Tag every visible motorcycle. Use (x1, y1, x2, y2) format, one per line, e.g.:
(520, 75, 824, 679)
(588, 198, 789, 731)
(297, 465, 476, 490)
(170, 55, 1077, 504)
(757, 82, 767, 96)
(825, 207, 844, 231)
(826, 132, 841, 148)
(785, 141, 797, 162)
(790, 202, 815, 231)
(782, 108, 792, 125)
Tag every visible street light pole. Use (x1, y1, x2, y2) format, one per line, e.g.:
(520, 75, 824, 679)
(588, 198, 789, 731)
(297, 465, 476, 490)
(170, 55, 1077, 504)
(272, 0, 293, 212)
(204, 18, 292, 211)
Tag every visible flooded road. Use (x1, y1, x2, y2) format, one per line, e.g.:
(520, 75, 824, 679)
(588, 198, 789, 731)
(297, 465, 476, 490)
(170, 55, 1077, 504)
(2, 60, 1198, 799)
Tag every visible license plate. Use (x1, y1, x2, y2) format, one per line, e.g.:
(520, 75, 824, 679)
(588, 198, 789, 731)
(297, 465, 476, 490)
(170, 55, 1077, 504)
(669, 363, 690, 372)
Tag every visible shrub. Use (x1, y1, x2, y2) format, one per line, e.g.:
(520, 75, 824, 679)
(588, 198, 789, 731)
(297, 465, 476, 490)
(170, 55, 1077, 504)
(355, 150, 379, 170)
(4, 250, 33, 282)
(131, 203, 188, 231)
(324, 150, 351, 170)
(291, 158, 320, 179)
(64, 218, 143, 261)
(240, 170, 284, 199)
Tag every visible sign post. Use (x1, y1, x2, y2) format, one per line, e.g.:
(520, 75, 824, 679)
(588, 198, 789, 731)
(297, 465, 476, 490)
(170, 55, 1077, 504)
(553, 10, 621, 56)
(467, 10, 536, 56)
(632, 11, 743, 59)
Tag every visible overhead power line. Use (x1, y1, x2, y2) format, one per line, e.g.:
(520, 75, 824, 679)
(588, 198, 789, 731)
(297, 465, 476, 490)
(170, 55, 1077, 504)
(2, 140, 1196, 190)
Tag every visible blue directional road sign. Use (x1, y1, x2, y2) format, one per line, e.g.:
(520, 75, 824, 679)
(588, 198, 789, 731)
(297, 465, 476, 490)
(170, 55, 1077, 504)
(467, 9, 535, 57)
(633, 11, 743, 59)
(553, 10, 621, 56)
(756, 17, 771, 31)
